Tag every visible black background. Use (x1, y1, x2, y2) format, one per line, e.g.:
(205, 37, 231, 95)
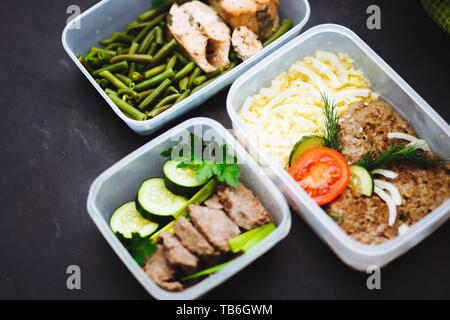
(1, 0, 449, 299)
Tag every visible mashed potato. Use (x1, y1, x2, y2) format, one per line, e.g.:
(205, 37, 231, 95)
(238, 51, 379, 168)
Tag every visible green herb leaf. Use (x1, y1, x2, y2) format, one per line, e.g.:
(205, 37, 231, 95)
(357, 144, 436, 171)
(127, 233, 157, 266)
(217, 164, 241, 188)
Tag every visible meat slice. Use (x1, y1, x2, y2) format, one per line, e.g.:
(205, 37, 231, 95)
(218, 183, 272, 230)
(204, 194, 223, 210)
(142, 244, 183, 291)
(173, 216, 217, 257)
(232, 26, 262, 61)
(326, 188, 401, 245)
(158, 232, 199, 274)
(340, 100, 415, 164)
(167, 1, 230, 73)
(188, 204, 241, 252)
(208, 0, 280, 40)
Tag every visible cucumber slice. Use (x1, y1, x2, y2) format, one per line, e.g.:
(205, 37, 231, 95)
(110, 201, 158, 239)
(136, 178, 188, 224)
(163, 160, 209, 197)
(288, 135, 325, 167)
(349, 165, 374, 196)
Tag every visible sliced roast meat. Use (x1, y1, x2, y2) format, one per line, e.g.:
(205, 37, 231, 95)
(204, 194, 223, 210)
(188, 204, 241, 252)
(158, 231, 199, 274)
(208, 0, 279, 40)
(218, 183, 272, 230)
(142, 244, 183, 291)
(173, 216, 217, 258)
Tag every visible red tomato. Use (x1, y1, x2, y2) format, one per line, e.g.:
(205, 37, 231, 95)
(288, 147, 350, 205)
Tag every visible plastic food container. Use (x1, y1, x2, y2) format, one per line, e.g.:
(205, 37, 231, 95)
(227, 24, 450, 271)
(62, 0, 310, 135)
(86, 118, 291, 299)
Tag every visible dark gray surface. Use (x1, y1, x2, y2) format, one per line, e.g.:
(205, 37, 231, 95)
(0, 0, 449, 299)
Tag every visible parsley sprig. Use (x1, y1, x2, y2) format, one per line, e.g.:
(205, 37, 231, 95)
(356, 144, 436, 171)
(161, 134, 241, 188)
(123, 233, 157, 266)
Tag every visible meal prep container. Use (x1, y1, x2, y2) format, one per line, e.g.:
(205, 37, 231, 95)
(86, 117, 291, 299)
(62, 0, 310, 135)
(227, 24, 450, 271)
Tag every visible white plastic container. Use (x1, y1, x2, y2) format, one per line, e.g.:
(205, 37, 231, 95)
(227, 24, 450, 271)
(62, 0, 310, 135)
(86, 117, 291, 299)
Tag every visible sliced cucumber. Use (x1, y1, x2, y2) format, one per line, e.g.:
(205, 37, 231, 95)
(349, 165, 374, 196)
(136, 178, 188, 224)
(288, 135, 325, 167)
(110, 201, 158, 239)
(163, 160, 209, 197)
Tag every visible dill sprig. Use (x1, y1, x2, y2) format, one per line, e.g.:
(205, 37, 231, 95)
(356, 144, 436, 171)
(322, 93, 343, 153)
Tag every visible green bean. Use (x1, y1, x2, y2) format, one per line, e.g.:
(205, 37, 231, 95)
(175, 89, 191, 104)
(99, 32, 133, 46)
(151, 39, 177, 66)
(104, 42, 126, 50)
(87, 56, 102, 68)
(173, 61, 195, 81)
(117, 47, 123, 55)
(122, 48, 130, 54)
(131, 71, 144, 83)
(152, 93, 180, 110)
(188, 67, 202, 89)
(179, 76, 189, 91)
(98, 51, 114, 64)
(206, 66, 223, 79)
(138, 28, 156, 54)
(108, 93, 146, 121)
(77, 55, 93, 74)
(166, 54, 177, 70)
(190, 62, 236, 94)
(155, 26, 164, 45)
(147, 42, 158, 56)
(138, 78, 172, 109)
(99, 70, 128, 90)
(114, 73, 134, 87)
(147, 104, 173, 118)
(135, 89, 154, 102)
(118, 88, 139, 100)
(92, 61, 128, 76)
(128, 42, 140, 54)
(193, 75, 206, 86)
(174, 51, 189, 65)
(90, 46, 117, 57)
(163, 85, 179, 96)
(99, 78, 109, 87)
(133, 23, 153, 44)
(129, 12, 167, 32)
(110, 54, 153, 64)
(105, 88, 117, 95)
(135, 68, 175, 92)
(144, 64, 166, 79)
(262, 19, 294, 48)
(138, 2, 173, 22)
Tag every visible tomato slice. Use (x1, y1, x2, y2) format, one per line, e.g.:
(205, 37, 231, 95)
(288, 147, 350, 205)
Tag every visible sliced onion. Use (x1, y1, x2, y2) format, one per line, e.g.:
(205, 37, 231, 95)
(387, 132, 431, 152)
(374, 186, 397, 227)
(374, 179, 402, 206)
(371, 169, 398, 179)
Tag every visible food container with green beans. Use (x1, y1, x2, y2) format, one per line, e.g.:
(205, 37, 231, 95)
(62, 0, 311, 135)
